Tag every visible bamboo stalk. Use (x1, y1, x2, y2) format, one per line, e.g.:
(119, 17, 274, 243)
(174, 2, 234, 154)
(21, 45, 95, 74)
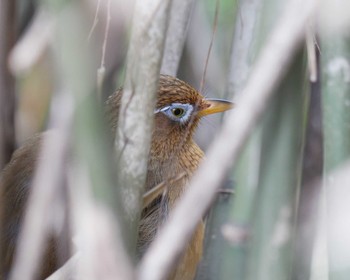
(246, 51, 306, 280)
(320, 14, 350, 279)
(161, 0, 195, 76)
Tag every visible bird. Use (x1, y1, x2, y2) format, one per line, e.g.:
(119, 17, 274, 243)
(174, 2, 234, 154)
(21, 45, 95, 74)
(0, 75, 233, 280)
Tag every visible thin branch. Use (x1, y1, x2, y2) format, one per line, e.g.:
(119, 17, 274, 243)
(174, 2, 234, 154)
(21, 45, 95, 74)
(185, 2, 224, 91)
(142, 172, 186, 209)
(199, 0, 220, 94)
(138, 0, 317, 279)
(87, 0, 101, 41)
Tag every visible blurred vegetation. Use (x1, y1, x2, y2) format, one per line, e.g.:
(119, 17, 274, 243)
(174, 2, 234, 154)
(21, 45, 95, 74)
(1, 0, 350, 279)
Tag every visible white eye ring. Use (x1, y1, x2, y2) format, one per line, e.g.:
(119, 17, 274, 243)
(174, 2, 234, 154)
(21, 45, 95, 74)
(155, 103, 194, 123)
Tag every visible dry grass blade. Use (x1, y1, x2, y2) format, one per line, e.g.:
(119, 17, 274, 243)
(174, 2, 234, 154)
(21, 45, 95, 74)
(142, 173, 186, 209)
(199, 0, 220, 94)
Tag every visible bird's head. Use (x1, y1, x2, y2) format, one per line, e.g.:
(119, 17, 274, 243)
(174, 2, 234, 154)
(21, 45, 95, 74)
(150, 75, 233, 158)
(106, 75, 233, 158)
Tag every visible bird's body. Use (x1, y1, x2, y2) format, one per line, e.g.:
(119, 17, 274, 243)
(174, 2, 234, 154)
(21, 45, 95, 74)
(1, 75, 232, 280)
(0, 134, 64, 280)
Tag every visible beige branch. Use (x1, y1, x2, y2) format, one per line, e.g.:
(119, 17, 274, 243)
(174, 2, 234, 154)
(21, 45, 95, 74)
(116, 0, 172, 249)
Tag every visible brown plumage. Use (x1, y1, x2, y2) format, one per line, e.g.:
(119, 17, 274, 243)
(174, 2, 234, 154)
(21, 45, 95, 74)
(0, 134, 65, 280)
(0, 75, 232, 280)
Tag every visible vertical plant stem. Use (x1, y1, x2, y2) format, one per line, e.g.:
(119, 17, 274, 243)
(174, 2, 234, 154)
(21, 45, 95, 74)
(161, 0, 195, 76)
(321, 38, 350, 172)
(246, 51, 306, 280)
(223, 0, 263, 279)
(225, 0, 262, 99)
(116, 0, 172, 255)
(321, 27, 350, 280)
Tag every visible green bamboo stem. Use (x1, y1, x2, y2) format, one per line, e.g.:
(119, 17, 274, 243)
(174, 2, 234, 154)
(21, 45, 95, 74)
(321, 30, 350, 280)
(240, 1, 307, 279)
(321, 39, 350, 172)
(246, 51, 306, 280)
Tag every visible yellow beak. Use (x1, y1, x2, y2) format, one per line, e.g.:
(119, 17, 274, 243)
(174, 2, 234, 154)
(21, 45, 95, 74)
(198, 98, 234, 117)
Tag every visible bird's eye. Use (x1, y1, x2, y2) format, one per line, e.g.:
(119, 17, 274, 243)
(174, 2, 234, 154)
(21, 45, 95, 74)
(155, 103, 194, 123)
(171, 107, 185, 118)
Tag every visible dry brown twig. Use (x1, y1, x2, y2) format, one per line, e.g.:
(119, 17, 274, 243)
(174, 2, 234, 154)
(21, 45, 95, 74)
(138, 0, 318, 279)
